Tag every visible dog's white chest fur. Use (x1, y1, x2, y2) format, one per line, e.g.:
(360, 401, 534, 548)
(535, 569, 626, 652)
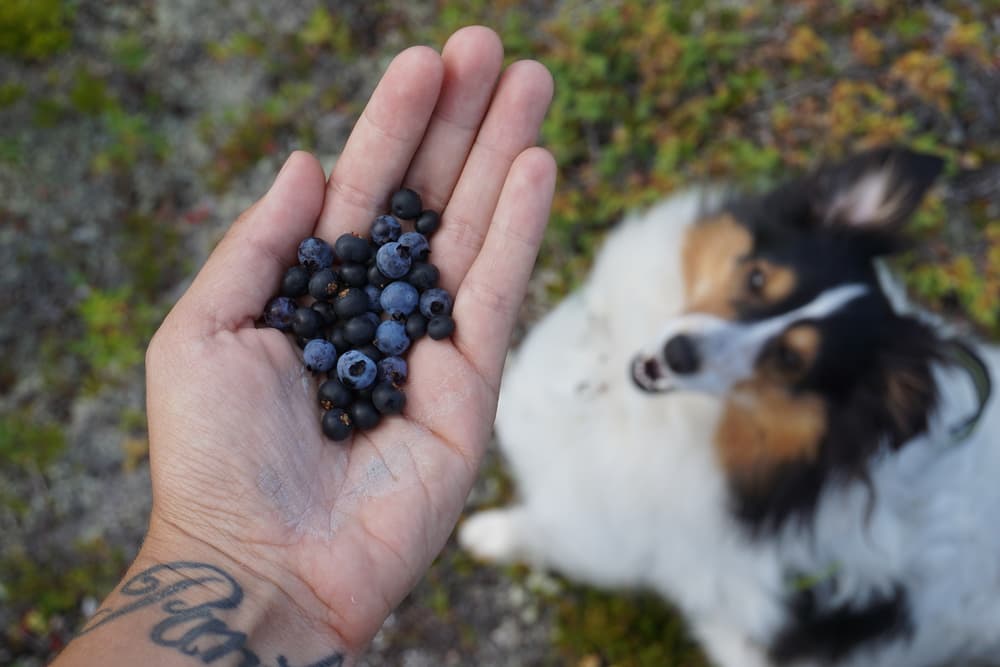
(460, 190, 1000, 667)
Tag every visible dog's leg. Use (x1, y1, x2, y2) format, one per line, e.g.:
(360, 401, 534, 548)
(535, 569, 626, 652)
(458, 507, 536, 564)
(693, 620, 775, 667)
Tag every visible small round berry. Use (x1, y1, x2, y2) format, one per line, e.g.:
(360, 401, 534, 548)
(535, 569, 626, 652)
(380, 281, 419, 319)
(334, 233, 372, 264)
(414, 209, 441, 237)
(376, 242, 412, 279)
(377, 356, 408, 385)
(303, 339, 337, 373)
(292, 307, 325, 339)
(368, 264, 391, 289)
(370, 214, 402, 245)
(308, 268, 341, 301)
(337, 350, 378, 390)
(280, 265, 310, 297)
(419, 288, 454, 319)
(372, 382, 406, 415)
(339, 262, 368, 287)
(391, 188, 422, 219)
(328, 325, 349, 351)
(318, 379, 353, 410)
(427, 314, 456, 340)
(406, 262, 439, 291)
(344, 314, 378, 346)
(298, 237, 334, 272)
(334, 287, 370, 319)
(321, 408, 353, 441)
(364, 284, 383, 313)
(357, 342, 383, 363)
(398, 231, 430, 262)
(350, 400, 382, 430)
(405, 312, 427, 340)
(263, 296, 296, 331)
(311, 300, 338, 327)
(374, 320, 410, 355)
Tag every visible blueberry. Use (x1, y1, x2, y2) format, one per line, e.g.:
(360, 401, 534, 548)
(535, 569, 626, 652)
(372, 382, 406, 415)
(370, 214, 402, 245)
(350, 400, 382, 430)
(321, 408, 353, 441)
(328, 325, 349, 351)
(292, 307, 325, 339)
(344, 314, 378, 346)
(391, 188, 422, 220)
(339, 262, 368, 287)
(398, 231, 430, 262)
(406, 262, 439, 291)
(368, 264, 391, 289)
(334, 287, 370, 319)
(380, 281, 419, 319)
(263, 296, 296, 331)
(308, 268, 341, 301)
(415, 209, 441, 237)
(376, 242, 412, 279)
(374, 320, 410, 356)
(298, 237, 334, 272)
(281, 265, 310, 297)
(419, 288, 453, 319)
(337, 350, 378, 390)
(377, 356, 408, 385)
(427, 314, 455, 340)
(364, 284, 383, 313)
(303, 339, 337, 373)
(334, 233, 372, 264)
(311, 300, 338, 327)
(405, 313, 427, 340)
(318, 379, 353, 410)
(357, 342, 383, 363)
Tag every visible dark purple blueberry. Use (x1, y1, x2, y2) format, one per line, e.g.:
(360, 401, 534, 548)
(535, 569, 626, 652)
(295, 335, 310, 350)
(280, 265, 310, 297)
(406, 262, 439, 291)
(376, 242, 412, 279)
(358, 343, 383, 363)
(292, 307, 324, 339)
(328, 325, 349, 351)
(308, 268, 341, 301)
(374, 319, 410, 355)
(337, 350, 378, 390)
(380, 281, 419, 319)
(321, 408, 353, 441)
(419, 288, 454, 319)
(370, 214, 402, 245)
(405, 312, 427, 340)
(368, 265, 391, 289)
(427, 314, 456, 340)
(364, 284, 383, 313)
(318, 379, 353, 410)
(334, 233, 372, 264)
(339, 262, 368, 287)
(391, 188, 422, 220)
(344, 315, 378, 346)
(414, 209, 441, 237)
(398, 231, 430, 262)
(377, 356, 408, 385)
(372, 382, 406, 415)
(334, 287, 369, 319)
(350, 399, 382, 430)
(263, 296, 297, 331)
(298, 237, 334, 272)
(311, 300, 338, 327)
(303, 339, 337, 373)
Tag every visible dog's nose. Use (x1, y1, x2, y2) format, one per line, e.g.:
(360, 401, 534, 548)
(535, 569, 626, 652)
(663, 334, 700, 375)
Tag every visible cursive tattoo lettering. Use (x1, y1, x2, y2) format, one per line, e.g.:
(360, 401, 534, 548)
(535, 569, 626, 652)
(79, 561, 343, 667)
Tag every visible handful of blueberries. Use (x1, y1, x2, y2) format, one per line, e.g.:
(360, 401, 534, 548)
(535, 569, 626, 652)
(260, 188, 455, 441)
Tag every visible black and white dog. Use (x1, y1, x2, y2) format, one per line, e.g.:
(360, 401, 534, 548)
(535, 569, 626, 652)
(460, 148, 999, 666)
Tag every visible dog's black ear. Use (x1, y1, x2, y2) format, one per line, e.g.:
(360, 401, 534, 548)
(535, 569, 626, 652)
(809, 146, 944, 229)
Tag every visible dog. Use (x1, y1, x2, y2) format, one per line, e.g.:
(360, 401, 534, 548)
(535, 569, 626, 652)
(459, 147, 1000, 666)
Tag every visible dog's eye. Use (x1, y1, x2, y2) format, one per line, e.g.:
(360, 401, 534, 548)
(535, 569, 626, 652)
(746, 266, 767, 294)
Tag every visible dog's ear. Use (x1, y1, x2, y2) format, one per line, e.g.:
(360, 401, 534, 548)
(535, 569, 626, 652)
(809, 146, 944, 229)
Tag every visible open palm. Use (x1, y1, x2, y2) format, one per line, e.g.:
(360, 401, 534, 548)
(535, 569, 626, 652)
(142, 27, 555, 654)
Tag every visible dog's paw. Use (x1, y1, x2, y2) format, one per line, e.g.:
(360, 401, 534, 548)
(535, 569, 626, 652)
(458, 508, 524, 563)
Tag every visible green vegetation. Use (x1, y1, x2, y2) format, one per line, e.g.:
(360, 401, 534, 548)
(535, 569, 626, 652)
(0, 410, 66, 474)
(0, 0, 73, 61)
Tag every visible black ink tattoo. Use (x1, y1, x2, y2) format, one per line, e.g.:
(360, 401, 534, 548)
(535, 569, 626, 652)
(79, 561, 344, 667)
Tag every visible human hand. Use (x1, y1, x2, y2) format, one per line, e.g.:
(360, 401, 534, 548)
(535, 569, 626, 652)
(63, 26, 555, 666)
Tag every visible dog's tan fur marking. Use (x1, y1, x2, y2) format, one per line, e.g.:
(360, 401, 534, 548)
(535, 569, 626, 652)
(682, 214, 752, 317)
(754, 260, 798, 304)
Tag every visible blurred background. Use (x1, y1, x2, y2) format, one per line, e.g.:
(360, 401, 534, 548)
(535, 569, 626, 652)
(0, 1, 997, 665)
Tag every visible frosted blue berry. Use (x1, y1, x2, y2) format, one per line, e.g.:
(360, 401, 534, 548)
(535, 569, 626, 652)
(297, 237, 334, 272)
(364, 284, 383, 313)
(376, 242, 411, 279)
(377, 356, 408, 385)
(398, 231, 430, 262)
(374, 320, 410, 356)
(303, 339, 337, 373)
(263, 296, 297, 331)
(380, 281, 419, 319)
(370, 214, 402, 245)
(419, 288, 453, 319)
(337, 350, 378, 390)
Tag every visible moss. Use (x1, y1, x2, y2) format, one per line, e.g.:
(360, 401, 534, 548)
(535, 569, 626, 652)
(0, 0, 73, 61)
(0, 410, 66, 473)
